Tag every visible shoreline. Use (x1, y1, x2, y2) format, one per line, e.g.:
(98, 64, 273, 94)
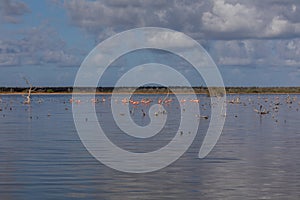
(1, 92, 300, 95)
(1, 86, 300, 95)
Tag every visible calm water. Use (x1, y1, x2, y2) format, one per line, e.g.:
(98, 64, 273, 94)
(0, 94, 299, 200)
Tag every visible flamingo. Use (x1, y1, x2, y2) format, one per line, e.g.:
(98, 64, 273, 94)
(229, 97, 240, 104)
(190, 99, 200, 103)
(130, 100, 140, 105)
(141, 98, 152, 105)
(75, 99, 81, 104)
(158, 98, 163, 104)
(69, 98, 81, 104)
(122, 98, 129, 104)
(180, 99, 186, 104)
(164, 98, 172, 104)
(90, 98, 98, 104)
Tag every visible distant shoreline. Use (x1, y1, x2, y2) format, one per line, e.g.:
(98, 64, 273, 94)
(0, 87, 300, 95)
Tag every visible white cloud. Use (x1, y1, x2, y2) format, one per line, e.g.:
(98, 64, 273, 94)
(264, 16, 300, 38)
(63, 0, 206, 41)
(61, 0, 300, 69)
(2, 0, 300, 70)
(202, 0, 262, 35)
(202, 0, 300, 39)
(146, 31, 196, 50)
(63, 0, 300, 41)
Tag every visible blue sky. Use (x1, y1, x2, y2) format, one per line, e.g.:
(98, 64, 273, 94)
(0, 0, 300, 87)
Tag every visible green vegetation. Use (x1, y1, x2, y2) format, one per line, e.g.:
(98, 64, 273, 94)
(46, 89, 54, 93)
(225, 87, 300, 94)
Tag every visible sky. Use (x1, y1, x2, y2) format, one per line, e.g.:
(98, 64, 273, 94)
(0, 0, 300, 87)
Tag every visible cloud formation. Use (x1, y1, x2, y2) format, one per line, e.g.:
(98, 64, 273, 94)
(0, 25, 80, 67)
(63, 0, 206, 41)
(1, 0, 300, 71)
(62, 0, 300, 68)
(63, 0, 300, 40)
(202, 0, 300, 39)
(207, 39, 300, 67)
(0, 0, 31, 23)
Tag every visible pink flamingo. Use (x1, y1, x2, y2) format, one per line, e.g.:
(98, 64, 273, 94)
(190, 99, 200, 103)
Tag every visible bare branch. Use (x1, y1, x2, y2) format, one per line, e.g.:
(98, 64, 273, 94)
(23, 77, 33, 104)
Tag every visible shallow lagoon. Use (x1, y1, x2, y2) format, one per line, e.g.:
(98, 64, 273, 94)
(0, 94, 299, 199)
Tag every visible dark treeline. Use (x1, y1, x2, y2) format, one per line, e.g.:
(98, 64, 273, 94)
(0, 86, 300, 94)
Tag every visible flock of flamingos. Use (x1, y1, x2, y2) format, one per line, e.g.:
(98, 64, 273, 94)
(0, 91, 299, 123)
(66, 93, 299, 121)
(1, 78, 298, 121)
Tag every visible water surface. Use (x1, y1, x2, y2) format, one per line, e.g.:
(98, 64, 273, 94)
(0, 94, 299, 199)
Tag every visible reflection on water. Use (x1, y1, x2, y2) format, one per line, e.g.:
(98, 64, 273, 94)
(0, 94, 299, 199)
